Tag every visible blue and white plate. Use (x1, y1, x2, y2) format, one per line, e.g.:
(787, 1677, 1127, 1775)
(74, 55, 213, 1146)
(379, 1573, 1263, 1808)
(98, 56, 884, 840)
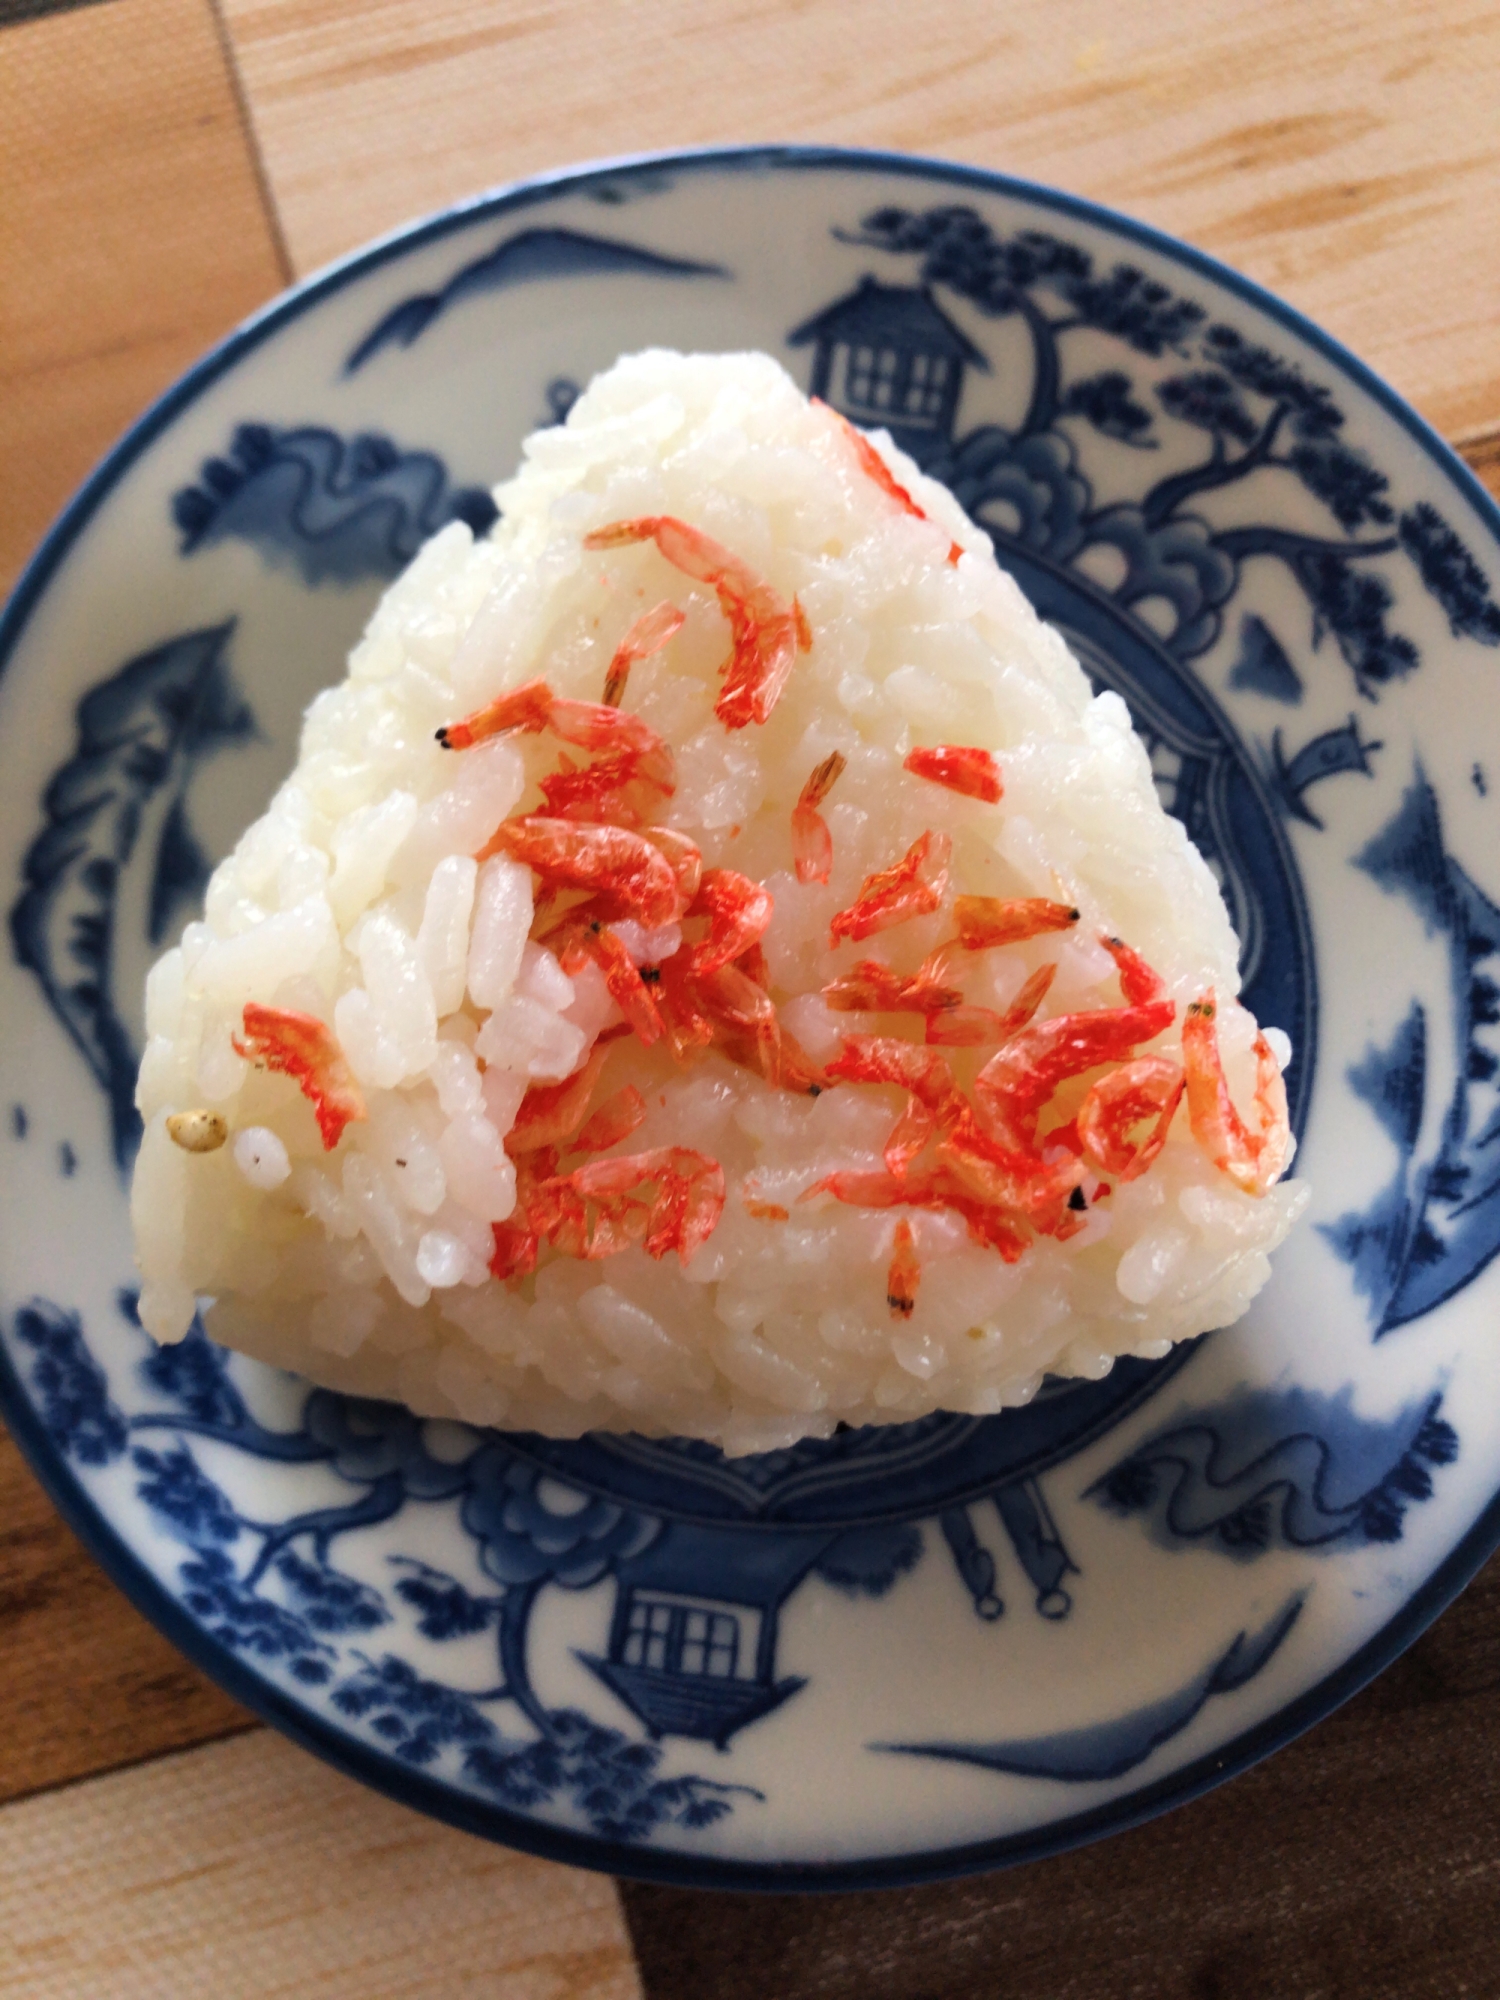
(5, 146, 1500, 1889)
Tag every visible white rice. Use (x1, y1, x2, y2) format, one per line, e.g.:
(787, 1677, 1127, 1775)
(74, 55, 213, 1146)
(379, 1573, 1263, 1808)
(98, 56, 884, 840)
(131, 351, 1306, 1453)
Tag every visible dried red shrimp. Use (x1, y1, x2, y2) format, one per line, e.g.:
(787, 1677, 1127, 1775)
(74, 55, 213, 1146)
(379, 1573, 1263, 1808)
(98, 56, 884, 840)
(288, 459, 1290, 1286)
(582, 515, 810, 730)
(792, 750, 846, 885)
(234, 1004, 366, 1150)
(816, 399, 964, 565)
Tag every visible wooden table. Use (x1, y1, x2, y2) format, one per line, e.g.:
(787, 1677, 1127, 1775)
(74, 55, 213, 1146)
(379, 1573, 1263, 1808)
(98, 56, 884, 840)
(3, 3, 1498, 1992)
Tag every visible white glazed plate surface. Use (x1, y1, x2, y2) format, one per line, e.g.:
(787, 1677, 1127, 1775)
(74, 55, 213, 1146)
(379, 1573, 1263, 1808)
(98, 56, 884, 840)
(5, 147, 1500, 1888)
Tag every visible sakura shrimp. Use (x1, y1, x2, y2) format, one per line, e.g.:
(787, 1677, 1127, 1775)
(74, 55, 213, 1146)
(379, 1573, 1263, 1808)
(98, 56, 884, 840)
(970, 936, 1174, 1154)
(816, 400, 963, 564)
(233, 1004, 365, 1151)
(479, 816, 684, 928)
(1182, 995, 1291, 1196)
(583, 516, 810, 729)
(792, 750, 846, 885)
(830, 829, 952, 946)
(543, 1146, 726, 1266)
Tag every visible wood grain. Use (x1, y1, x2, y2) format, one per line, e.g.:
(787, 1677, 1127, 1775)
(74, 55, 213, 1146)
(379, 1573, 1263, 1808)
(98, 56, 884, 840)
(0, 1728, 642, 1999)
(0, 0, 287, 594)
(0, 0, 282, 1805)
(0, 1426, 252, 1806)
(219, 0, 1500, 441)
(623, 1550, 1500, 2000)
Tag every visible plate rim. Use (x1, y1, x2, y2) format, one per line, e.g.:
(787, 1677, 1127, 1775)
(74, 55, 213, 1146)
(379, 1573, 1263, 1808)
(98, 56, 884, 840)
(4, 140, 1500, 1891)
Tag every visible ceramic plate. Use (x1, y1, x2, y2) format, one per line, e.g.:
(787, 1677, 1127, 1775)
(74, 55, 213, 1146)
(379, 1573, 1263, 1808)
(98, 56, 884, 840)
(5, 147, 1500, 1890)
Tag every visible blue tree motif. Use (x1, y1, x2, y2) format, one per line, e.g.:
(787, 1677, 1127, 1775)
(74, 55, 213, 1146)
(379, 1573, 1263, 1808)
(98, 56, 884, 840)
(839, 204, 1500, 691)
(332, 1654, 496, 1766)
(136, 1312, 248, 1428)
(463, 1705, 760, 1838)
(1293, 554, 1415, 698)
(124, 1301, 334, 1464)
(472, 1707, 760, 1840)
(13, 1301, 127, 1466)
(113, 1426, 339, 1686)
(16, 1298, 763, 1842)
(1400, 502, 1500, 644)
(847, 205, 1199, 442)
(126, 1324, 425, 1636)
(1059, 370, 1157, 447)
(389, 1555, 499, 1640)
(274, 1550, 390, 1635)
(179, 1547, 336, 1686)
(132, 1443, 241, 1547)
(342, 1534, 762, 1832)
(331, 1640, 762, 1837)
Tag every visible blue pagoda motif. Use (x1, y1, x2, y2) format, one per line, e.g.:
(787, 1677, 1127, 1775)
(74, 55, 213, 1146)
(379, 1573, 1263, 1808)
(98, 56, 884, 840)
(788, 277, 988, 465)
(579, 1524, 826, 1749)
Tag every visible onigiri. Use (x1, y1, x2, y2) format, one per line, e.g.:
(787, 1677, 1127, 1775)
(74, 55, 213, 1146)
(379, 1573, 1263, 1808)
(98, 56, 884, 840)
(131, 350, 1306, 1454)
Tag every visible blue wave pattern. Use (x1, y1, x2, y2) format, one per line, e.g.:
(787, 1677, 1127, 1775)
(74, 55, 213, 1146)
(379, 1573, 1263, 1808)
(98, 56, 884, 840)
(172, 424, 499, 587)
(1087, 1383, 1458, 1556)
(343, 224, 730, 374)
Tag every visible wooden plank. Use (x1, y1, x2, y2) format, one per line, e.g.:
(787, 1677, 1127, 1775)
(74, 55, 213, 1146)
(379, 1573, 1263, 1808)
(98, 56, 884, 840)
(623, 1547, 1500, 2000)
(219, 0, 1500, 441)
(1462, 423, 1500, 498)
(0, 0, 284, 1802)
(0, 0, 288, 595)
(0, 1426, 252, 1806)
(0, 1728, 641, 2000)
